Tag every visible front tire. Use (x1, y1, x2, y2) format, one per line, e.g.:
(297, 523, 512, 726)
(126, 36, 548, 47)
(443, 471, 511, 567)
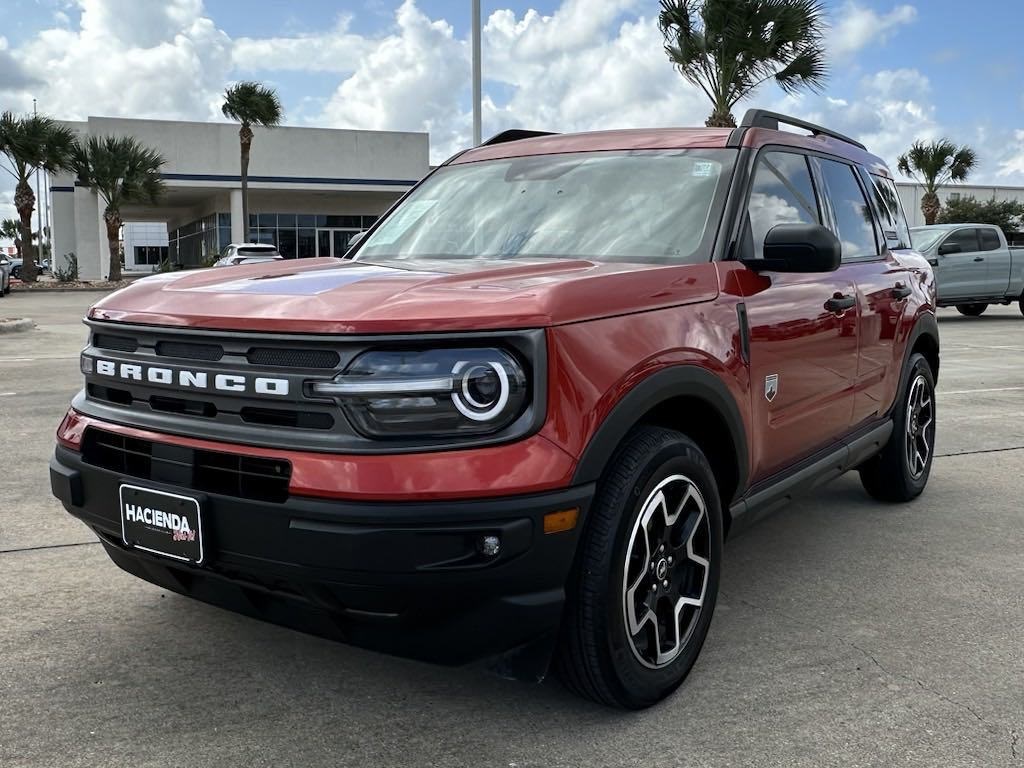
(860, 353, 936, 502)
(955, 303, 987, 316)
(556, 426, 723, 709)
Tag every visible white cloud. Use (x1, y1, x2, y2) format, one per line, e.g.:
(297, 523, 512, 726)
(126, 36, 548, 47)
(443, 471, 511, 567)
(2, 0, 232, 121)
(830, 2, 917, 59)
(232, 15, 371, 73)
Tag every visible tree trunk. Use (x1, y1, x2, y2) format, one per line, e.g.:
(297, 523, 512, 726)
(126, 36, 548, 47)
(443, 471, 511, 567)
(104, 208, 122, 282)
(705, 109, 737, 128)
(14, 178, 37, 283)
(240, 123, 253, 243)
(921, 191, 941, 226)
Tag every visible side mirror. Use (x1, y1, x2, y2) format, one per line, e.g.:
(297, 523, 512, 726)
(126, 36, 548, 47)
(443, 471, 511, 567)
(937, 242, 960, 256)
(347, 231, 365, 250)
(743, 223, 842, 273)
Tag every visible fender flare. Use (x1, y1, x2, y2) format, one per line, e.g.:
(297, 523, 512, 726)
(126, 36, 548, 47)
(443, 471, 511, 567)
(891, 312, 940, 416)
(570, 365, 749, 502)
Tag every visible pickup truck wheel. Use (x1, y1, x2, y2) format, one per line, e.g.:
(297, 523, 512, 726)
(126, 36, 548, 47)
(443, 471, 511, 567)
(955, 303, 987, 317)
(859, 353, 935, 502)
(556, 426, 722, 709)
(1019, 294, 1024, 317)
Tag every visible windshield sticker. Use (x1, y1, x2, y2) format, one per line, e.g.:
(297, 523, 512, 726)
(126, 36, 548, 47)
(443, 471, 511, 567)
(367, 200, 438, 245)
(692, 161, 715, 177)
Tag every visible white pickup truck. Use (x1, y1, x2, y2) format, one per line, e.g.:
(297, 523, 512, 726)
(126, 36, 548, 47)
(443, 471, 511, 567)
(910, 223, 1024, 316)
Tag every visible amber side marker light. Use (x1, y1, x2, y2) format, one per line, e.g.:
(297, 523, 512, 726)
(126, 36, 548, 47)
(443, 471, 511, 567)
(543, 508, 579, 535)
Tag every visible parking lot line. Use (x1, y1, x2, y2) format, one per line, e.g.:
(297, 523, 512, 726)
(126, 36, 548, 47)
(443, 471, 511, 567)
(941, 386, 1024, 395)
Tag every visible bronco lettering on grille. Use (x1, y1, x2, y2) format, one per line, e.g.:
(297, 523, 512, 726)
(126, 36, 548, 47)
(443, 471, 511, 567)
(94, 359, 289, 396)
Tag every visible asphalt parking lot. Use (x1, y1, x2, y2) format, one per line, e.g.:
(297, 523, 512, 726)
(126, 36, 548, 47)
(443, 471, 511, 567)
(1, 291, 1022, 767)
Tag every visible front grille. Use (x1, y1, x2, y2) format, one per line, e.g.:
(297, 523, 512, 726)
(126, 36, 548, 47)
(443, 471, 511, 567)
(247, 348, 340, 369)
(88, 383, 133, 406)
(156, 340, 224, 361)
(82, 428, 291, 503)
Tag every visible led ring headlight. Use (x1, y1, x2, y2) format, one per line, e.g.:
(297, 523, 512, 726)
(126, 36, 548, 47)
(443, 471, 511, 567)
(452, 361, 510, 421)
(311, 346, 528, 439)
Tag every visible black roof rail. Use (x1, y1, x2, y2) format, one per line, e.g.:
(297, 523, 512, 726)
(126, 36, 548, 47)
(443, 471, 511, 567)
(480, 129, 557, 147)
(738, 109, 866, 150)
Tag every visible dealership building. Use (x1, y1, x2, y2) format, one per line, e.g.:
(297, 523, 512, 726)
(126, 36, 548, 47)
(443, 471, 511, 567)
(51, 117, 430, 280)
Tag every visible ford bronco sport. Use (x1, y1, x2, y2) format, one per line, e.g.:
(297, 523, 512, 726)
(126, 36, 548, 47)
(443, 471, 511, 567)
(51, 110, 938, 709)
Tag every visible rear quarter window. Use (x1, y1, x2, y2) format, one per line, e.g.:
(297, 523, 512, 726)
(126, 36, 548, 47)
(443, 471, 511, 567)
(979, 228, 1002, 251)
(869, 174, 912, 250)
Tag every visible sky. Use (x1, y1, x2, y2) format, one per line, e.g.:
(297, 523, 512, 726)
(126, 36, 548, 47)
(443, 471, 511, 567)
(2, 0, 1024, 234)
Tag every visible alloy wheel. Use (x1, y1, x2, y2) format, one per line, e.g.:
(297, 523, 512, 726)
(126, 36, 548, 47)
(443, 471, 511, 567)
(905, 373, 934, 480)
(622, 474, 711, 669)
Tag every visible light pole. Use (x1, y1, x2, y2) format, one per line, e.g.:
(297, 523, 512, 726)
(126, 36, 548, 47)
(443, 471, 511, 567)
(33, 99, 43, 269)
(471, 0, 482, 146)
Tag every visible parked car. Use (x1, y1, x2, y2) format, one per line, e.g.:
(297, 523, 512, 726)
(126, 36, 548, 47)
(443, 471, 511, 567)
(0, 255, 11, 295)
(51, 110, 939, 709)
(910, 223, 1024, 316)
(213, 243, 283, 267)
(8, 257, 49, 280)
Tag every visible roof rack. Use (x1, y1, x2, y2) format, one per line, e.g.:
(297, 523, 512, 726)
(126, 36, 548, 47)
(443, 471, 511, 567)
(737, 109, 866, 150)
(480, 129, 557, 147)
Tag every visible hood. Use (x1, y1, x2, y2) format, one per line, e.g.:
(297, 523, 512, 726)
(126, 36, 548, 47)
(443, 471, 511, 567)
(89, 257, 720, 333)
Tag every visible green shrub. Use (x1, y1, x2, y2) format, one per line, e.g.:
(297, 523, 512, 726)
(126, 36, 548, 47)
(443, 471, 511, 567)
(53, 253, 79, 283)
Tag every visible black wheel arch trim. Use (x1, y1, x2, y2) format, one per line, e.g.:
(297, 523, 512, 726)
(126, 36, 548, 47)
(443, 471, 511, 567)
(896, 312, 940, 402)
(570, 365, 749, 503)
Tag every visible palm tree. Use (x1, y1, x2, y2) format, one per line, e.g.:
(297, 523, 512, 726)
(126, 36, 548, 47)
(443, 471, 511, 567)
(73, 136, 165, 282)
(1, 218, 21, 259)
(658, 0, 828, 127)
(221, 81, 283, 242)
(0, 111, 76, 282)
(897, 140, 978, 225)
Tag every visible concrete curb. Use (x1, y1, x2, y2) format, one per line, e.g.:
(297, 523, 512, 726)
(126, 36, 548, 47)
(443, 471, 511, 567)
(0, 318, 35, 334)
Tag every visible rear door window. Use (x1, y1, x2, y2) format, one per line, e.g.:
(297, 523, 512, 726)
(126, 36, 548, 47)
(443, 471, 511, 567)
(745, 151, 820, 259)
(816, 158, 879, 261)
(978, 228, 1001, 251)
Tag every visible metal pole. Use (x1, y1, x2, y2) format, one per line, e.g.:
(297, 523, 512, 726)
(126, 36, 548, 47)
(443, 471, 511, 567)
(33, 99, 43, 270)
(44, 169, 51, 257)
(471, 0, 482, 146)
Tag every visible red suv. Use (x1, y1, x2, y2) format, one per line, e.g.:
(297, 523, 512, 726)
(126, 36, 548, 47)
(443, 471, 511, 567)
(51, 110, 938, 708)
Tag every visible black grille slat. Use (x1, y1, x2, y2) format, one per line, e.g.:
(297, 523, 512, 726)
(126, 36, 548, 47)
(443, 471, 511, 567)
(87, 384, 133, 406)
(93, 334, 138, 353)
(149, 395, 218, 418)
(240, 407, 334, 430)
(82, 429, 290, 503)
(247, 348, 340, 369)
(156, 341, 224, 361)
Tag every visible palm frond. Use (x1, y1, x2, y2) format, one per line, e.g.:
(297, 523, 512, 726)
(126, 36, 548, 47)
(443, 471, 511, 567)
(659, 0, 829, 124)
(897, 139, 978, 193)
(221, 81, 284, 128)
(73, 134, 166, 213)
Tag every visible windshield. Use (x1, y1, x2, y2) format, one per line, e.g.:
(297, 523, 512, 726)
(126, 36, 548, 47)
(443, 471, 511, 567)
(910, 227, 946, 251)
(355, 149, 734, 265)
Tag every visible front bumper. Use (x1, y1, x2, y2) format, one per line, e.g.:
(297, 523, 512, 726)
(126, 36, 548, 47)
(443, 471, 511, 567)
(51, 445, 593, 679)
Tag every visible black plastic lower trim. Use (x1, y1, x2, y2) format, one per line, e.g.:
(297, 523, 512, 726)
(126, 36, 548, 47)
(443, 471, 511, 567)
(50, 445, 593, 678)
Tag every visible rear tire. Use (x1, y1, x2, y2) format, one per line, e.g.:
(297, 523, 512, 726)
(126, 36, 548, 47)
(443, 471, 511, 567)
(556, 426, 723, 709)
(1018, 294, 1023, 317)
(955, 303, 987, 316)
(860, 353, 936, 502)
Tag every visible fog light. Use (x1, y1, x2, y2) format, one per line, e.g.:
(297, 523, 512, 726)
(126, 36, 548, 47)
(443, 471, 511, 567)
(80, 354, 93, 374)
(478, 535, 501, 557)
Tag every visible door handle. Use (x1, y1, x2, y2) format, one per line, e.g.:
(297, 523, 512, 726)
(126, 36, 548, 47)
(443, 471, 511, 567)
(974, 257, 985, 262)
(825, 293, 857, 313)
(891, 282, 912, 300)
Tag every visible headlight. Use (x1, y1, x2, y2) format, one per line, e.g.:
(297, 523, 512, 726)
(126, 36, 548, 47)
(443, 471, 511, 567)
(311, 348, 528, 438)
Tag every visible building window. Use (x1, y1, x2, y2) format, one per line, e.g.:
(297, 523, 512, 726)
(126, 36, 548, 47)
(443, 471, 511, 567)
(135, 245, 168, 265)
